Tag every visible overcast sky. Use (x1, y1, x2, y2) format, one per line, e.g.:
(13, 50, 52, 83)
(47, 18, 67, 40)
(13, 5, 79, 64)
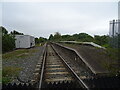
(1, 1, 118, 38)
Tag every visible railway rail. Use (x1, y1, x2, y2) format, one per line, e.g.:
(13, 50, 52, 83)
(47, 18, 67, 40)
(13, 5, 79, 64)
(38, 43, 89, 89)
(2, 43, 120, 90)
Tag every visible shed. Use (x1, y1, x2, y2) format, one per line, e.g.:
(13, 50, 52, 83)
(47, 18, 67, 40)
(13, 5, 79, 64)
(15, 35, 35, 48)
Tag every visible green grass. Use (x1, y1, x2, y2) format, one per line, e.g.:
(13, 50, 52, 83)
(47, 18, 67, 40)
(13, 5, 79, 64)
(3, 66, 22, 77)
(35, 43, 43, 47)
(102, 44, 110, 48)
(101, 47, 120, 76)
(106, 48, 119, 61)
(0, 54, 2, 83)
(3, 48, 38, 60)
(2, 77, 11, 84)
(0, 70, 2, 83)
(2, 66, 22, 84)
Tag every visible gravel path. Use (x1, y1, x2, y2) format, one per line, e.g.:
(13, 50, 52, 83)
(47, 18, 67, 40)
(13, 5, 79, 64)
(3, 46, 44, 84)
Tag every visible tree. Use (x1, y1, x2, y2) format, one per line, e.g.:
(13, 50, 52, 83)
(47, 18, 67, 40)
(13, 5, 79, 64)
(53, 32, 61, 41)
(1, 26, 8, 36)
(1, 26, 15, 53)
(49, 34, 54, 41)
(61, 35, 74, 41)
(39, 37, 47, 43)
(2, 34, 15, 53)
(72, 33, 94, 42)
(35, 38, 39, 44)
(10, 30, 24, 36)
(94, 35, 109, 46)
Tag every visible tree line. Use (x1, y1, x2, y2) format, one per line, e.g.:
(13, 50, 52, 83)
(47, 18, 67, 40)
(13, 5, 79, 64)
(35, 37, 47, 45)
(48, 32, 109, 47)
(1, 26, 112, 53)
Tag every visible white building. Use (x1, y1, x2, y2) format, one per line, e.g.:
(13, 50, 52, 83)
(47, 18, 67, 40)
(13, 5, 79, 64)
(15, 35, 35, 48)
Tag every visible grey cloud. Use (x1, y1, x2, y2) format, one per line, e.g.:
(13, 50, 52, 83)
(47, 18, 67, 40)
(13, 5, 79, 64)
(2, 2, 118, 38)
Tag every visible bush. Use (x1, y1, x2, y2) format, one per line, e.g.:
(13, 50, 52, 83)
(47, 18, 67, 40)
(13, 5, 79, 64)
(2, 34, 15, 53)
(1, 26, 15, 53)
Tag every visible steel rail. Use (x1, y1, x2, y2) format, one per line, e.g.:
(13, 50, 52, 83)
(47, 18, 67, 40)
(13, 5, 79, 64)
(51, 44, 90, 90)
(38, 43, 47, 90)
(52, 42, 96, 74)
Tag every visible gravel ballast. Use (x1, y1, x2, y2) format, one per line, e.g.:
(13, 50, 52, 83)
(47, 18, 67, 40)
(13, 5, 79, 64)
(3, 46, 44, 84)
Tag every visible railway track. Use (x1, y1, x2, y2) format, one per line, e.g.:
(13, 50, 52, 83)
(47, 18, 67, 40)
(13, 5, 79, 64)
(38, 43, 89, 89)
(2, 43, 120, 90)
(45, 45, 73, 83)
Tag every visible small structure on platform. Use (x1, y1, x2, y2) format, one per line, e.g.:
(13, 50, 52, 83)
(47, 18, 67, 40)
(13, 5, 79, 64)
(15, 35, 35, 48)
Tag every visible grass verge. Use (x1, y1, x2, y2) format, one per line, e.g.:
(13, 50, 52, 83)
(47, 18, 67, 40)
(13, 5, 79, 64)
(105, 48, 120, 76)
(0, 70, 2, 83)
(3, 48, 38, 60)
(2, 66, 22, 84)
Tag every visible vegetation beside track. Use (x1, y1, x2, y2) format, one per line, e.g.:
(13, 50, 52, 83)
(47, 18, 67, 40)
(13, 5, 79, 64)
(3, 48, 38, 61)
(0, 69, 2, 83)
(105, 48, 120, 76)
(2, 66, 22, 84)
